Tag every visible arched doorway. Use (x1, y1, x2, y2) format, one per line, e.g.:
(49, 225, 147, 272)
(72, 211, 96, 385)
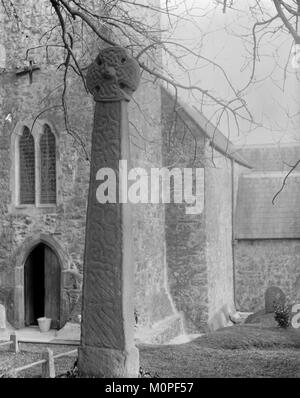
(24, 243, 61, 329)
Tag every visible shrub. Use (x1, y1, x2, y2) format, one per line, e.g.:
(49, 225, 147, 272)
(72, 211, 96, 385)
(274, 303, 290, 329)
(139, 366, 160, 378)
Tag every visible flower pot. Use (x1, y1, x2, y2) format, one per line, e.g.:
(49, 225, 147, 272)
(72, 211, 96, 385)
(37, 317, 52, 333)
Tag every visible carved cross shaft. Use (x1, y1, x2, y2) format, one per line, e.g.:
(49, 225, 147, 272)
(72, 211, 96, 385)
(78, 47, 141, 378)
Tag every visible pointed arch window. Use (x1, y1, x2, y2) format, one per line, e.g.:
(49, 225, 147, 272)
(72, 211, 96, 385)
(14, 121, 58, 208)
(40, 124, 57, 205)
(19, 126, 35, 205)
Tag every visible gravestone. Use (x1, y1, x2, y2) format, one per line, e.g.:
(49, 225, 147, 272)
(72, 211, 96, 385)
(265, 286, 286, 313)
(78, 47, 141, 377)
(0, 304, 6, 329)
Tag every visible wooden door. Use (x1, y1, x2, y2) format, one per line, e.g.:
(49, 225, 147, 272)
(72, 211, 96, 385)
(44, 246, 61, 329)
(24, 254, 35, 326)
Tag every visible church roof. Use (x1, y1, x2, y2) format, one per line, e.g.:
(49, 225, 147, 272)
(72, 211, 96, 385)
(234, 143, 300, 172)
(235, 172, 300, 239)
(161, 86, 252, 169)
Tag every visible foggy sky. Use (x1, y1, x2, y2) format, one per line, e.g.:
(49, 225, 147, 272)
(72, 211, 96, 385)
(162, 0, 300, 146)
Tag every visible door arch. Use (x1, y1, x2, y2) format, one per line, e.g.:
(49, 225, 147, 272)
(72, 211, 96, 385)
(24, 243, 61, 329)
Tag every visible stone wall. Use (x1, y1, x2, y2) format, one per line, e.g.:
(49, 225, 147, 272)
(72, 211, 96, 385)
(235, 240, 300, 311)
(0, 0, 93, 326)
(161, 88, 236, 333)
(234, 144, 300, 313)
(205, 150, 235, 330)
(0, 0, 177, 338)
(128, 1, 179, 337)
(161, 88, 207, 333)
(130, 82, 178, 333)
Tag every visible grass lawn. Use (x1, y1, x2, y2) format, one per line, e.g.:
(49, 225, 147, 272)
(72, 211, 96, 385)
(140, 346, 299, 378)
(0, 343, 77, 378)
(140, 323, 300, 378)
(0, 322, 299, 378)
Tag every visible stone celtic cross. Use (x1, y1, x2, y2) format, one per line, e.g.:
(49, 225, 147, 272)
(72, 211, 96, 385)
(78, 46, 141, 377)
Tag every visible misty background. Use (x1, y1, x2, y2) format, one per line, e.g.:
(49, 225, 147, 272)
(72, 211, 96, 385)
(161, 0, 300, 147)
